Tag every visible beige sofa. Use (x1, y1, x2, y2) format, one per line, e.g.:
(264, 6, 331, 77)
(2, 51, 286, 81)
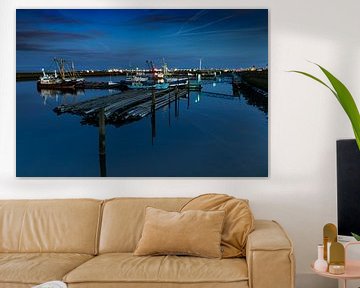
(0, 198, 295, 288)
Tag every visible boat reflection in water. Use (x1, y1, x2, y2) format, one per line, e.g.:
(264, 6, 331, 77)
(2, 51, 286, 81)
(37, 88, 85, 106)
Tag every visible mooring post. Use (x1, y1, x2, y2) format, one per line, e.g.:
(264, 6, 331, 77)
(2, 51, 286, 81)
(152, 87, 155, 106)
(187, 91, 190, 109)
(187, 77, 190, 94)
(175, 86, 180, 118)
(98, 108, 107, 177)
(168, 90, 171, 127)
(151, 102, 156, 145)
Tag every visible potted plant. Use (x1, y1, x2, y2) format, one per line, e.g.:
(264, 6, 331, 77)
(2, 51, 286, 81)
(352, 233, 360, 241)
(290, 63, 360, 150)
(291, 63, 360, 240)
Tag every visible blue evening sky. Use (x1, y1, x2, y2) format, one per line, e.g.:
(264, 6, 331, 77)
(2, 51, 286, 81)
(16, 9, 268, 72)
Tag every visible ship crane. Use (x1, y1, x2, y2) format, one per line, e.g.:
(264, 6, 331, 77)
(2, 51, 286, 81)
(54, 58, 66, 80)
(146, 60, 156, 83)
(162, 58, 168, 76)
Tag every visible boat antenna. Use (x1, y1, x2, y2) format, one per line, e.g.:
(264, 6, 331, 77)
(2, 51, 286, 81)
(54, 58, 66, 80)
(162, 58, 168, 76)
(146, 60, 156, 84)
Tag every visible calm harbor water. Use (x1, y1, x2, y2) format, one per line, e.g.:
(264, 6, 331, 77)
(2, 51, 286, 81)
(16, 76, 268, 177)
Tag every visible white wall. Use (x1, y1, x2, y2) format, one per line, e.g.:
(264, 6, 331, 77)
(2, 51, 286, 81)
(1, 0, 360, 287)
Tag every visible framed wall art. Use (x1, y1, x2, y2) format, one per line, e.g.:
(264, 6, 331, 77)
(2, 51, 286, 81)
(16, 9, 268, 177)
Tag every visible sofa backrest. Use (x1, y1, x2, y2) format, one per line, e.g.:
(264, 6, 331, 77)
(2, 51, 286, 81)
(0, 199, 102, 255)
(99, 197, 190, 253)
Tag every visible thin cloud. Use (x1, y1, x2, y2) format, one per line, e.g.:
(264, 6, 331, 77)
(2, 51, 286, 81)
(16, 30, 96, 53)
(17, 30, 93, 41)
(169, 15, 234, 38)
(17, 9, 82, 25)
(176, 10, 208, 35)
(128, 10, 191, 28)
(16, 43, 49, 51)
(178, 15, 234, 34)
(174, 27, 268, 37)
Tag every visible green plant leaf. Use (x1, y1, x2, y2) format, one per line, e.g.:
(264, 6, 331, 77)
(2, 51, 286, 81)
(290, 64, 360, 150)
(351, 232, 360, 241)
(316, 64, 360, 150)
(289, 70, 337, 99)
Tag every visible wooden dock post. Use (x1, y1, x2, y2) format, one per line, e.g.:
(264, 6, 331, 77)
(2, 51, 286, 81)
(168, 90, 171, 127)
(151, 103, 156, 145)
(151, 85, 156, 144)
(152, 87, 156, 106)
(187, 77, 190, 95)
(98, 108, 107, 177)
(174, 88, 179, 118)
(187, 91, 190, 109)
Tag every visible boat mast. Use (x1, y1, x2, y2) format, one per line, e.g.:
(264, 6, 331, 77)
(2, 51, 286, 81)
(146, 60, 156, 83)
(54, 58, 66, 80)
(71, 61, 76, 78)
(162, 58, 168, 77)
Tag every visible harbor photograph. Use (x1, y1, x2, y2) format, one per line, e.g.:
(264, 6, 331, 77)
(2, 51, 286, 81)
(16, 9, 268, 177)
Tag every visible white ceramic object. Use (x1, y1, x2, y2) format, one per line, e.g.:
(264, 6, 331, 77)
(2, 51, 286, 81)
(32, 281, 67, 288)
(314, 244, 328, 272)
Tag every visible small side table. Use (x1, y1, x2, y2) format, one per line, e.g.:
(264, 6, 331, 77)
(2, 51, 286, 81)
(311, 242, 360, 288)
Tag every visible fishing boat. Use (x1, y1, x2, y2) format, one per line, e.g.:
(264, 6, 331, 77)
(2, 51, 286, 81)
(37, 69, 77, 89)
(127, 82, 169, 90)
(166, 77, 189, 87)
(125, 74, 148, 83)
(159, 58, 189, 87)
(125, 60, 169, 90)
(108, 75, 118, 86)
(37, 58, 85, 90)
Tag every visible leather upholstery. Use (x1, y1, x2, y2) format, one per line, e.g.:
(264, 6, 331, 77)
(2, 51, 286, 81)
(0, 284, 32, 288)
(246, 220, 295, 288)
(0, 253, 93, 285)
(0, 198, 295, 288)
(134, 207, 225, 258)
(68, 282, 249, 288)
(181, 194, 254, 258)
(63, 253, 248, 284)
(0, 199, 102, 254)
(99, 198, 189, 253)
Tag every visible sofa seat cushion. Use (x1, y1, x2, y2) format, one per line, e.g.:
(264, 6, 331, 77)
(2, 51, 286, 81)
(64, 253, 248, 285)
(0, 253, 93, 285)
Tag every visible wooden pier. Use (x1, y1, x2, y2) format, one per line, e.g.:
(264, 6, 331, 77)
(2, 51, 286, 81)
(54, 88, 188, 126)
(83, 81, 127, 90)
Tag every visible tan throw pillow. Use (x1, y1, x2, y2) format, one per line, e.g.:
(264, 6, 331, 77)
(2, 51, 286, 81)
(134, 207, 225, 258)
(181, 194, 254, 258)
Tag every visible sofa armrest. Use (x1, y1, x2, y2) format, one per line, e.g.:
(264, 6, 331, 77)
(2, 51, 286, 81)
(246, 220, 295, 288)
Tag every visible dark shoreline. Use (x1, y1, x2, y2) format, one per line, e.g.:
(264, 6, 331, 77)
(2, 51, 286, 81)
(239, 70, 268, 92)
(16, 69, 267, 82)
(16, 71, 127, 82)
(16, 69, 269, 97)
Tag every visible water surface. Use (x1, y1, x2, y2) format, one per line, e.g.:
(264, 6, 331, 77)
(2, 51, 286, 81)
(16, 77, 268, 177)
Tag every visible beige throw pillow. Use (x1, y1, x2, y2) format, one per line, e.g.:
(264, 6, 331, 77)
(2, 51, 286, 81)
(134, 207, 225, 258)
(181, 193, 255, 258)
